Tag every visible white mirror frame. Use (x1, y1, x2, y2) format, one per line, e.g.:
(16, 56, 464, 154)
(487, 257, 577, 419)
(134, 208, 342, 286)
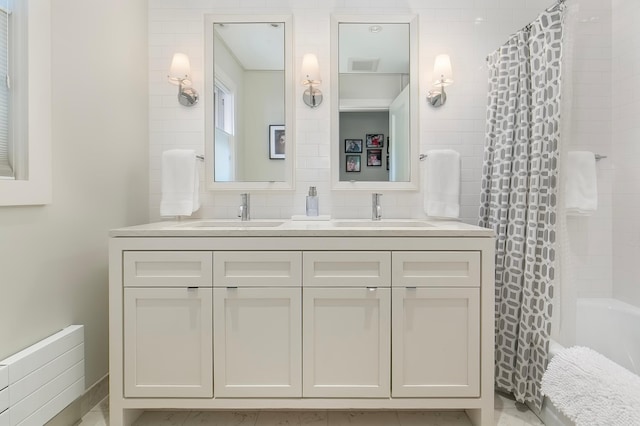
(0, 0, 52, 206)
(331, 15, 419, 191)
(204, 14, 295, 191)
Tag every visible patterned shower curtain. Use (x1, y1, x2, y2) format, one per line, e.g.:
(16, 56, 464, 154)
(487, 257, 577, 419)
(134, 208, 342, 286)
(479, 6, 565, 411)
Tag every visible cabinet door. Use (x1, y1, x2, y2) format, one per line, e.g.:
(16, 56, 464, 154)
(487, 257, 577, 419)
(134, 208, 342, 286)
(123, 287, 213, 398)
(392, 287, 480, 397)
(213, 287, 301, 397)
(303, 287, 390, 398)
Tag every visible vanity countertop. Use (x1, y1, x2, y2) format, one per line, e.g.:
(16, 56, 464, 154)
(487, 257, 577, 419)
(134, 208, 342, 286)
(110, 219, 494, 238)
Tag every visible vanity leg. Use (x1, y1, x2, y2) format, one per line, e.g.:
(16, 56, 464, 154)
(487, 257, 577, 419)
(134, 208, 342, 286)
(466, 408, 493, 426)
(109, 405, 142, 426)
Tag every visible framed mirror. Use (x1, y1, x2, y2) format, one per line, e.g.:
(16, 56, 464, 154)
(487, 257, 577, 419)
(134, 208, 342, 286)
(204, 15, 294, 191)
(331, 15, 418, 191)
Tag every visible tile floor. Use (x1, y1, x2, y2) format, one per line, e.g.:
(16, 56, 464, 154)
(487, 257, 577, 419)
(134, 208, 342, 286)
(76, 392, 545, 426)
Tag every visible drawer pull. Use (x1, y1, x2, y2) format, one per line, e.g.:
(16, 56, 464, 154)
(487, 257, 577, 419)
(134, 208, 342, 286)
(227, 286, 238, 289)
(367, 287, 377, 291)
(407, 286, 417, 290)
(187, 286, 198, 290)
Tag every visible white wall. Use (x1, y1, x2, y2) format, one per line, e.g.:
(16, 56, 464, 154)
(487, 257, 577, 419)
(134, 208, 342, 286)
(242, 71, 286, 181)
(148, 0, 614, 301)
(564, 0, 613, 302)
(0, 0, 148, 388)
(612, 0, 640, 308)
(149, 0, 575, 223)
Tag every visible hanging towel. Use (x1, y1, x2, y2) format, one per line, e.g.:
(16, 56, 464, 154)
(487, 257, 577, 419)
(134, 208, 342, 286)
(565, 151, 597, 215)
(541, 346, 640, 425)
(160, 149, 200, 217)
(423, 149, 460, 219)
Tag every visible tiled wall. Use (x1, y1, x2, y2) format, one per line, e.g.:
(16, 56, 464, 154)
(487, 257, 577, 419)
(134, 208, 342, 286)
(612, 0, 640, 308)
(148, 0, 615, 302)
(148, 0, 576, 224)
(565, 0, 613, 300)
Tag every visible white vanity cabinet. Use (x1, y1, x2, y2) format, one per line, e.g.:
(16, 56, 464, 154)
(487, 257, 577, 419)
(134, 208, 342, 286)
(212, 251, 302, 397)
(391, 251, 481, 397)
(109, 226, 494, 426)
(121, 251, 213, 398)
(302, 252, 391, 397)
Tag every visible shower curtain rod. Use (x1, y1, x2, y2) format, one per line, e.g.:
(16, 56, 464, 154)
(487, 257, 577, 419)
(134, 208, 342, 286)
(485, 0, 567, 62)
(419, 153, 606, 162)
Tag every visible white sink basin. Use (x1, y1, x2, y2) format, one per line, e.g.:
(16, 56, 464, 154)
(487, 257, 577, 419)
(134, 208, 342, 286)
(331, 220, 433, 228)
(178, 220, 285, 228)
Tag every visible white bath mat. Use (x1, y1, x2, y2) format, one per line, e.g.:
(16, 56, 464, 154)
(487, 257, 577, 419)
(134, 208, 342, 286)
(541, 346, 640, 425)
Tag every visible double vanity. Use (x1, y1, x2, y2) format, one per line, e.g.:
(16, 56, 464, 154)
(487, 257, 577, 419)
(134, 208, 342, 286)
(108, 219, 495, 425)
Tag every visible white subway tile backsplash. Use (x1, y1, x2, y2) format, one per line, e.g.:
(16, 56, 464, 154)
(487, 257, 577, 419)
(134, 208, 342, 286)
(147, 0, 616, 302)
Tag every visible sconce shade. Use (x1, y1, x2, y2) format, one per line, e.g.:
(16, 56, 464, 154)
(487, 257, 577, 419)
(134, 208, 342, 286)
(168, 53, 192, 85)
(301, 53, 323, 108)
(301, 53, 321, 85)
(433, 54, 453, 86)
(168, 52, 198, 106)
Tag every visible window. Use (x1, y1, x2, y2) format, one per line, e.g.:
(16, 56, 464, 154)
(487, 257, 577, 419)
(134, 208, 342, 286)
(0, 3, 11, 179)
(0, 0, 52, 205)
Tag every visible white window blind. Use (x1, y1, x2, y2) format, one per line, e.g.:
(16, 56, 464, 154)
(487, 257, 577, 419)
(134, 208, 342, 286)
(0, 5, 11, 179)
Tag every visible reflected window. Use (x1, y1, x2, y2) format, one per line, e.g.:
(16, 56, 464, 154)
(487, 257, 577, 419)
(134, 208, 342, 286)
(214, 81, 234, 135)
(214, 80, 235, 182)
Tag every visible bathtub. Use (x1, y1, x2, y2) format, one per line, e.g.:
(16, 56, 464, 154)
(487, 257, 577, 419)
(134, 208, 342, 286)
(536, 298, 640, 426)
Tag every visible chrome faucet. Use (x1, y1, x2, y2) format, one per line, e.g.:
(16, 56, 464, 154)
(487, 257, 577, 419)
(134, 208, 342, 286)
(372, 193, 382, 221)
(238, 193, 250, 221)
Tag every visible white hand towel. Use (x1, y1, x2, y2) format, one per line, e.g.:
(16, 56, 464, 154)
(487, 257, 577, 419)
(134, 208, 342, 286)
(424, 149, 460, 219)
(565, 151, 597, 216)
(160, 149, 200, 217)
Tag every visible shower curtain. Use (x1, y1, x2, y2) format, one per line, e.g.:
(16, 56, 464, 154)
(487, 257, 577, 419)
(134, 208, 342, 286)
(479, 6, 566, 410)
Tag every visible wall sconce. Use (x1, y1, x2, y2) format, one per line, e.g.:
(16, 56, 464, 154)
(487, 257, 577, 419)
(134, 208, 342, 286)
(301, 53, 323, 108)
(427, 54, 453, 107)
(168, 53, 199, 107)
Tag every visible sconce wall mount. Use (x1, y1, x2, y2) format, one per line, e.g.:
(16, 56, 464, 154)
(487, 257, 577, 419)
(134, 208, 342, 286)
(427, 86, 447, 107)
(168, 53, 199, 107)
(176, 83, 199, 107)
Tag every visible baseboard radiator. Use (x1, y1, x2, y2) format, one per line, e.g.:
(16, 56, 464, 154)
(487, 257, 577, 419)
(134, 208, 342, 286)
(0, 325, 84, 426)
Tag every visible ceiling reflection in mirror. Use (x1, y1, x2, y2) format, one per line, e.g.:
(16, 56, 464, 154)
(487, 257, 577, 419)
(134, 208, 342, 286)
(212, 22, 286, 183)
(338, 23, 410, 183)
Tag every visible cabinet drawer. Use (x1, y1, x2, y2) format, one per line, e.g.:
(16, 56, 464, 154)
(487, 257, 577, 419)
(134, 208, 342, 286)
(123, 251, 212, 287)
(303, 252, 391, 287)
(392, 251, 480, 287)
(213, 252, 301, 287)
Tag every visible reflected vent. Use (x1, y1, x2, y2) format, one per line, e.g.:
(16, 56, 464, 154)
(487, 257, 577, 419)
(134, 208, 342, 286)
(348, 58, 380, 72)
